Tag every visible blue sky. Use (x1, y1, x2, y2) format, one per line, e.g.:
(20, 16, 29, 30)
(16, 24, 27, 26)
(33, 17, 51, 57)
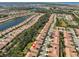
(62, 2, 79, 5)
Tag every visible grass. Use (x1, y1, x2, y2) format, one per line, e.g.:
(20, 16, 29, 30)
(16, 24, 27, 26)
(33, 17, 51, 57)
(59, 32, 65, 57)
(56, 18, 67, 28)
(23, 42, 33, 55)
(0, 34, 4, 39)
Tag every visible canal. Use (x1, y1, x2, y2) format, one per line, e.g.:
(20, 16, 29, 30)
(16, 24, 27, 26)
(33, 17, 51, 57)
(0, 16, 30, 31)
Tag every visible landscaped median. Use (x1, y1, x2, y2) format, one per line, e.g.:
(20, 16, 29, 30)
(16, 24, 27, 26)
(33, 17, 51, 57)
(0, 13, 50, 57)
(26, 14, 54, 57)
(0, 13, 43, 50)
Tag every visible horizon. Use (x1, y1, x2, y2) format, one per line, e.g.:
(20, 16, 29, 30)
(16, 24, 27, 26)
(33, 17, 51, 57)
(0, 2, 78, 5)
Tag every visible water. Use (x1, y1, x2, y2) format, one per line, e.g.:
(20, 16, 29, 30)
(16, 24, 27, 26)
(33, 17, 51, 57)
(0, 16, 29, 31)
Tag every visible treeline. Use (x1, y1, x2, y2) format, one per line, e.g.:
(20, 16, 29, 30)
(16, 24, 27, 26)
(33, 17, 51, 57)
(51, 10, 72, 14)
(0, 15, 8, 18)
(31, 8, 52, 14)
